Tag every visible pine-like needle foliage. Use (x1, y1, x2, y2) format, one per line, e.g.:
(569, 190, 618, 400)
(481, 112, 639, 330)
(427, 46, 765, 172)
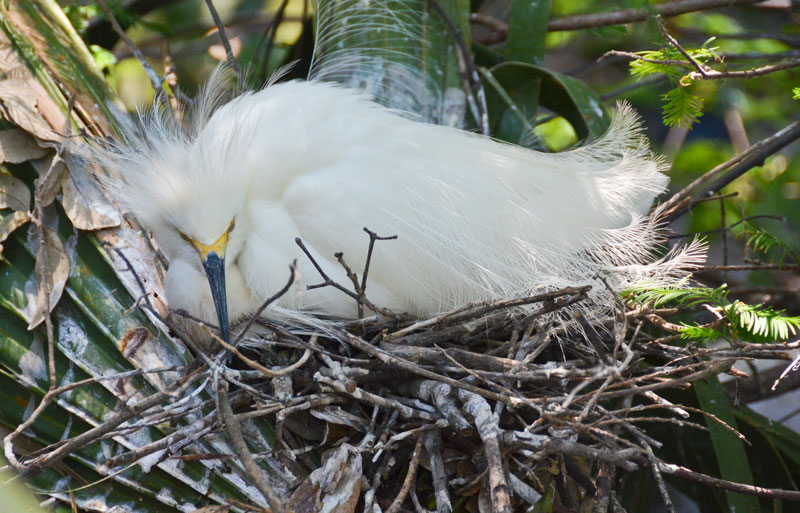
(624, 284, 800, 343)
(628, 43, 719, 128)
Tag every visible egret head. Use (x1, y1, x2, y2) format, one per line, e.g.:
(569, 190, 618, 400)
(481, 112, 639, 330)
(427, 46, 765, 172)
(178, 218, 237, 345)
(92, 88, 259, 346)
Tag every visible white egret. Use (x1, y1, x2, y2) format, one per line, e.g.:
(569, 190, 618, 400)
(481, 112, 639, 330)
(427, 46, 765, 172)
(93, 74, 703, 348)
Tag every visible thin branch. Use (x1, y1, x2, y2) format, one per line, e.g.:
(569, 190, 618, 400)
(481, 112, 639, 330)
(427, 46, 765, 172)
(361, 227, 397, 296)
(643, 442, 676, 513)
(662, 120, 800, 221)
(215, 376, 287, 513)
(203, 0, 244, 83)
(95, 0, 169, 106)
(547, 0, 767, 32)
(385, 436, 424, 513)
(660, 462, 800, 501)
(599, 50, 694, 69)
(233, 261, 297, 346)
(10, 370, 205, 478)
(698, 264, 800, 272)
(656, 15, 800, 81)
(257, 0, 290, 83)
(688, 59, 800, 80)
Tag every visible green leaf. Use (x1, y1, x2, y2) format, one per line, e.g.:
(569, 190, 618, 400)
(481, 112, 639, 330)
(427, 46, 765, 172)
(727, 301, 800, 342)
(629, 45, 718, 81)
(694, 377, 761, 513)
(736, 221, 800, 266)
(483, 62, 609, 145)
(622, 283, 729, 309)
(89, 44, 116, 72)
(662, 86, 704, 129)
(505, 0, 551, 66)
(680, 324, 724, 342)
(736, 405, 800, 485)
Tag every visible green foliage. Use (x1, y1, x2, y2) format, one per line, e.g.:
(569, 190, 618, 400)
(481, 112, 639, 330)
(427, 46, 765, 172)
(62, 4, 100, 35)
(89, 44, 116, 72)
(628, 45, 717, 80)
(628, 42, 718, 128)
(679, 324, 724, 342)
(732, 300, 800, 340)
(623, 283, 800, 342)
(693, 378, 761, 513)
(661, 86, 704, 128)
(623, 283, 727, 309)
(736, 221, 800, 266)
(794, 87, 800, 100)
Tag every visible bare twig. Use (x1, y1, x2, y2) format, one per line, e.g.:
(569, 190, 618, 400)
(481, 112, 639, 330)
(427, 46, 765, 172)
(9, 370, 205, 478)
(662, 120, 800, 221)
(203, 0, 244, 83)
(547, 0, 767, 32)
(385, 435, 424, 513)
(660, 462, 800, 501)
(233, 261, 297, 345)
(95, 0, 169, 106)
(215, 376, 287, 512)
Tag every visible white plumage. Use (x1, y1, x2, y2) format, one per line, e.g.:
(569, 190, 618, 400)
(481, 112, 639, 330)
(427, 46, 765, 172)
(95, 75, 703, 343)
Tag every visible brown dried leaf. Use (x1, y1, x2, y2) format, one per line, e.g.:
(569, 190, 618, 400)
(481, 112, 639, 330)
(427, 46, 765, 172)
(0, 79, 62, 142)
(25, 226, 70, 329)
(287, 444, 362, 513)
(0, 39, 27, 79)
(0, 173, 31, 211)
(0, 210, 30, 251)
(0, 128, 47, 163)
(62, 156, 121, 230)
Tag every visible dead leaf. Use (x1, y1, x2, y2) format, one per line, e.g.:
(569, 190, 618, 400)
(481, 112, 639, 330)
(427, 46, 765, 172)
(0, 173, 30, 211)
(287, 444, 362, 513)
(30, 153, 66, 207)
(0, 39, 28, 80)
(0, 210, 31, 249)
(0, 128, 47, 163)
(24, 226, 70, 330)
(0, 79, 61, 142)
(61, 155, 121, 230)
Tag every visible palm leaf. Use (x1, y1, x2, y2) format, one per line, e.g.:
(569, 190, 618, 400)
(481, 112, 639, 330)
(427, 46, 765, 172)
(0, 3, 292, 511)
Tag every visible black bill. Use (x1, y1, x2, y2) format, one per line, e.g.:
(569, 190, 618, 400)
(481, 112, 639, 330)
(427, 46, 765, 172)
(202, 252, 230, 345)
